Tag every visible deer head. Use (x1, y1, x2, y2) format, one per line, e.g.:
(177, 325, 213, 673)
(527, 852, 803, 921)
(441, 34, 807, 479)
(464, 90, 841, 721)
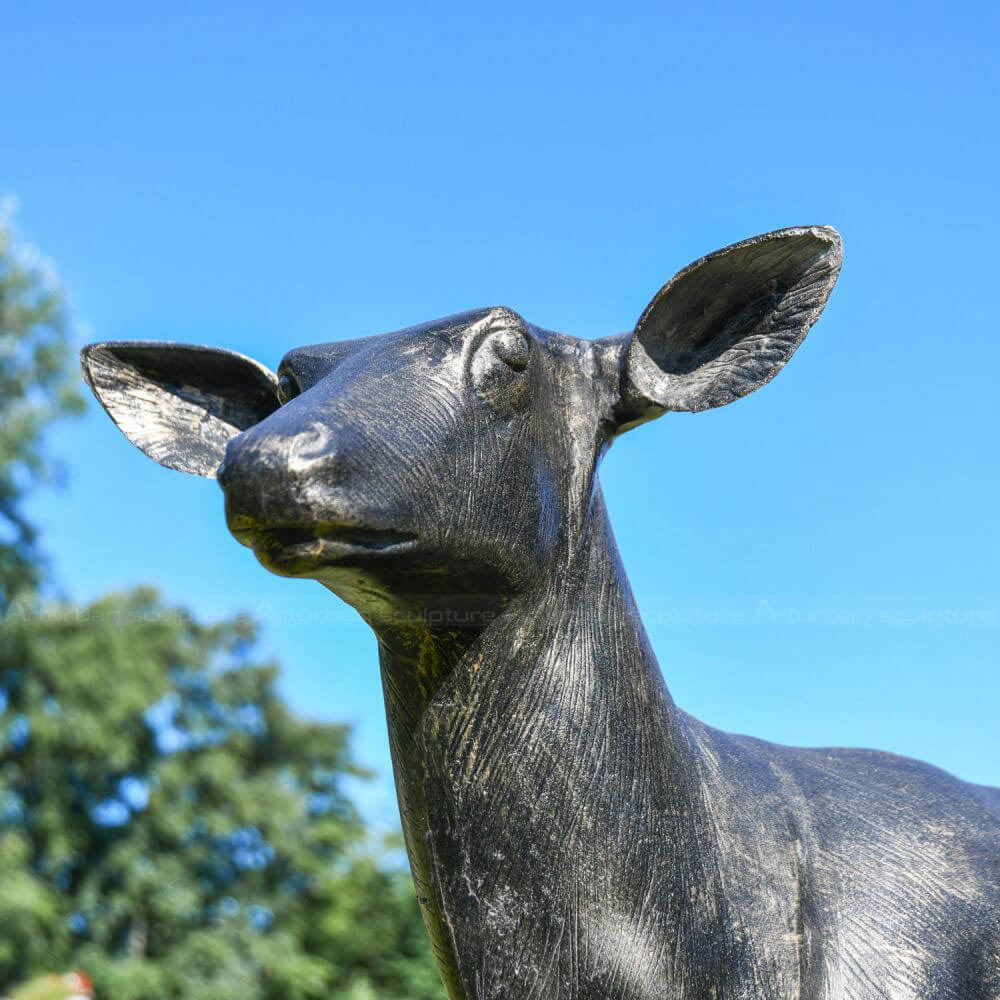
(82, 226, 841, 632)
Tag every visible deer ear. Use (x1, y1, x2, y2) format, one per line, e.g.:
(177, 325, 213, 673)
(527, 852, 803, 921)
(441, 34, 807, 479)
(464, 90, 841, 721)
(81, 342, 280, 478)
(613, 226, 842, 432)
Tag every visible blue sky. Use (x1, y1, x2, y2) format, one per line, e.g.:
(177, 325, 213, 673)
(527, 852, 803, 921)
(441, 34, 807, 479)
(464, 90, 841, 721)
(3, 1, 997, 822)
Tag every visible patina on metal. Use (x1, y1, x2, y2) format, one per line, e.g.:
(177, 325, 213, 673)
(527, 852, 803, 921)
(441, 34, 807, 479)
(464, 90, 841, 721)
(82, 227, 1000, 999)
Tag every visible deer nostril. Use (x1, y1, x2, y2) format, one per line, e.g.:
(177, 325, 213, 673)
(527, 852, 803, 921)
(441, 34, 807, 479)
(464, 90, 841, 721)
(287, 424, 332, 470)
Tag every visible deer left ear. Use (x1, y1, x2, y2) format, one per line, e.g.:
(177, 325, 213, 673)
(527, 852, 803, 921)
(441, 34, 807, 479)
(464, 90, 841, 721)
(612, 226, 842, 433)
(81, 341, 280, 478)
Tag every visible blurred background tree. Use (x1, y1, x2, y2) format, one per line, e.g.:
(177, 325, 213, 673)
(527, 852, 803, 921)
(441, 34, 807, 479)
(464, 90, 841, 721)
(0, 201, 84, 611)
(0, 208, 445, 998)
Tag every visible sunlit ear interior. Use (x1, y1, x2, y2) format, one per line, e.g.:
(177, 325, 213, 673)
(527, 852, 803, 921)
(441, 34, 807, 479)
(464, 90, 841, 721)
(614, 226, 842, 432)
(81, 342, 280, 477)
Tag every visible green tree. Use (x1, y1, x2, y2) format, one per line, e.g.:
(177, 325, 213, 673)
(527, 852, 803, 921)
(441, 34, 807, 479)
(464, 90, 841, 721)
(0, 588, 443, 999)
(0, 201, 84, 609)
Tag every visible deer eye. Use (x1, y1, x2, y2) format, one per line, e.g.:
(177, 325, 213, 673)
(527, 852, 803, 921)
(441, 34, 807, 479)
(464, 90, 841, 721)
(277, 371, 301, 405)
(471, 327, 532, 413)
(492, 330, 529, 371)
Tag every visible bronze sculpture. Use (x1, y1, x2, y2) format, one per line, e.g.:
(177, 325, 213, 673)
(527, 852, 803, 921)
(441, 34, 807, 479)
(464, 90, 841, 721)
(82, 227, 1000, 999)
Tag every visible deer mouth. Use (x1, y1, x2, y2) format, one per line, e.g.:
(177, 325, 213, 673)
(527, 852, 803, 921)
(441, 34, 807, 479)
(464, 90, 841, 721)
(242, 522, 419, 573)
(271, 524, 417, 552)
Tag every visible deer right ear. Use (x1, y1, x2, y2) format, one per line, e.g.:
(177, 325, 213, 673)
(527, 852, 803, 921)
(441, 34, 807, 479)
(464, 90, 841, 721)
(611, 226, 842, 433)
(81, 342, 280, 478)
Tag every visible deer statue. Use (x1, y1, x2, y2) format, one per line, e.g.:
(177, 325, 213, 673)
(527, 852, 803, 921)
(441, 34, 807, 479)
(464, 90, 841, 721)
(82, 227, 999, 999)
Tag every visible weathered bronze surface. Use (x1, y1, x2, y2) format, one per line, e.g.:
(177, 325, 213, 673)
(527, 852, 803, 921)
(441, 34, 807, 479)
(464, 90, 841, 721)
(82, 227, 999, 999)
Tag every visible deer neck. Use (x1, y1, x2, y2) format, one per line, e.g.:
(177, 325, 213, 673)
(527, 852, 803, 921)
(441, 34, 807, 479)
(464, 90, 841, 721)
(374, 485, 725, 997)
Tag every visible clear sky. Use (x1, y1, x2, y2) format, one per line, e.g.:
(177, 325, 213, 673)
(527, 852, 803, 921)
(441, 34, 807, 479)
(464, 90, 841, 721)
(3, 1, 997, 824)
